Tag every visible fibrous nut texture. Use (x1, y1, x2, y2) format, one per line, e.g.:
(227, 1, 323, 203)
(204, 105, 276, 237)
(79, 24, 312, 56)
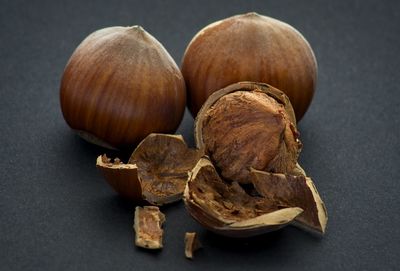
(183, 82, 328, 237)
(201, 89, 301, 184)
(97, 134, 201, 205)
(195, 82, 303, 184)
(129, 134, 202, 204)
(184, 157, 304, 237)
(134, 206, 165, 249)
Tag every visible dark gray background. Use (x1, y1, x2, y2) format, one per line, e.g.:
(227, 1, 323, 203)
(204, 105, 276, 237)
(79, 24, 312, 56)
(1, 0, 399, 270)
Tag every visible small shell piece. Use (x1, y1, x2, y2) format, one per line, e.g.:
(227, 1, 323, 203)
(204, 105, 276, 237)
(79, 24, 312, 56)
(134, 206, 165, 249)
(184, 232, 201, 259)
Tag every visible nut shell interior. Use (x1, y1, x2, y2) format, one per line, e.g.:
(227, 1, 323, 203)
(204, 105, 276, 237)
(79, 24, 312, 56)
(188, 82, 328, 236)
(97, 134, 201, 205)
(250, 169, 328, 235)
(184, 157, 304, 238)
(134, 206, 165, 249)
(129, 133, 202, 205)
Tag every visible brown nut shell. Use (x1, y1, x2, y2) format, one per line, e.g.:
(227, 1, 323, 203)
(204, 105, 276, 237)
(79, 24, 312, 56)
(97, 134, 201, 205)
(134, 206, 165, 249)
(129, 133, 202, 205)
(181, 12, 317, 121)
(183, 157, 304, 238)
(96, 155, 142, 200)
(250, 169, 328, 235)
(184, 232, 201, 259)
(195, 82, 302, 184)
(60, 26, 186, 150)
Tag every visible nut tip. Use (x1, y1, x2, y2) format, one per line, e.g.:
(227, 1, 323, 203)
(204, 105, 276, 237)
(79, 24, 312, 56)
(244, 12, 260, 17)
(127, 25, 146, 34)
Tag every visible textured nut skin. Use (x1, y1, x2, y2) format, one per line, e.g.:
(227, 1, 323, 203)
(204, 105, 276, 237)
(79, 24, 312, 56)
(186, 82, 328, 236)
(195, 82, 302, 184)
(182, 12, 317, 121)
(60, 26, 186, 150)
(129, 134, 202, 205)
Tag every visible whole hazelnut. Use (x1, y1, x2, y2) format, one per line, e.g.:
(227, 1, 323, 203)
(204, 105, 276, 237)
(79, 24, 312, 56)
(60, 26, 186, 150)
(181, 12, 317, 121)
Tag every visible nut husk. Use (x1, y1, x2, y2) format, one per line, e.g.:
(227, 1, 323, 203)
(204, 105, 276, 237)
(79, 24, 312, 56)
(60, 26, 186, 150)
(195, 81, 303, 184)
(97, 133, 201, 205)
(183, 157, 304, 238)
(181, 12, 317, 120)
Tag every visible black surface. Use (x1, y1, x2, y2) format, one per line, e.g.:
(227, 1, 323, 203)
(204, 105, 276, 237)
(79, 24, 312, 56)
(1, 0, 399, 270)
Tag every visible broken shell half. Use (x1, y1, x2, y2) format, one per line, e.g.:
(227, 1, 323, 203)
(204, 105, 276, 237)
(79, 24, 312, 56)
(183, 157, 304, 238)
(250, 169, 328, 235)
(129, 133, 202, 204)
(96, 155, 142, 200)
(97, 133, 201, 205)
(194, 81, 303, 184)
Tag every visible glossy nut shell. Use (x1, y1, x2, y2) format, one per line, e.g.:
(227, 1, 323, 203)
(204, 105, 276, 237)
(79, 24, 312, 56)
(182, 12, 317, 121)
(60, 26, 186, 150)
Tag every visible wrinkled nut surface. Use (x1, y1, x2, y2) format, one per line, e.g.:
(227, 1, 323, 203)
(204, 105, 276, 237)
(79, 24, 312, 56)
(96, 133, 201, 205)
(195, 82, 303, 184)
(250, 169, 328, 235)
(184, 157, 304, 238)
(185, 232, 201, 259)
(134, 206, 165, 249)
(185, 82, 328, 237)
(129, 134, 202, 205)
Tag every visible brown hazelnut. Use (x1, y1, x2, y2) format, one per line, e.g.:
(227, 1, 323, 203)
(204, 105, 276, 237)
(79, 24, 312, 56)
(183, 82, 327, 237)
(195, 82, 303, 184)
(181, 12, 317, 121)
(60, 26, 186, 150)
